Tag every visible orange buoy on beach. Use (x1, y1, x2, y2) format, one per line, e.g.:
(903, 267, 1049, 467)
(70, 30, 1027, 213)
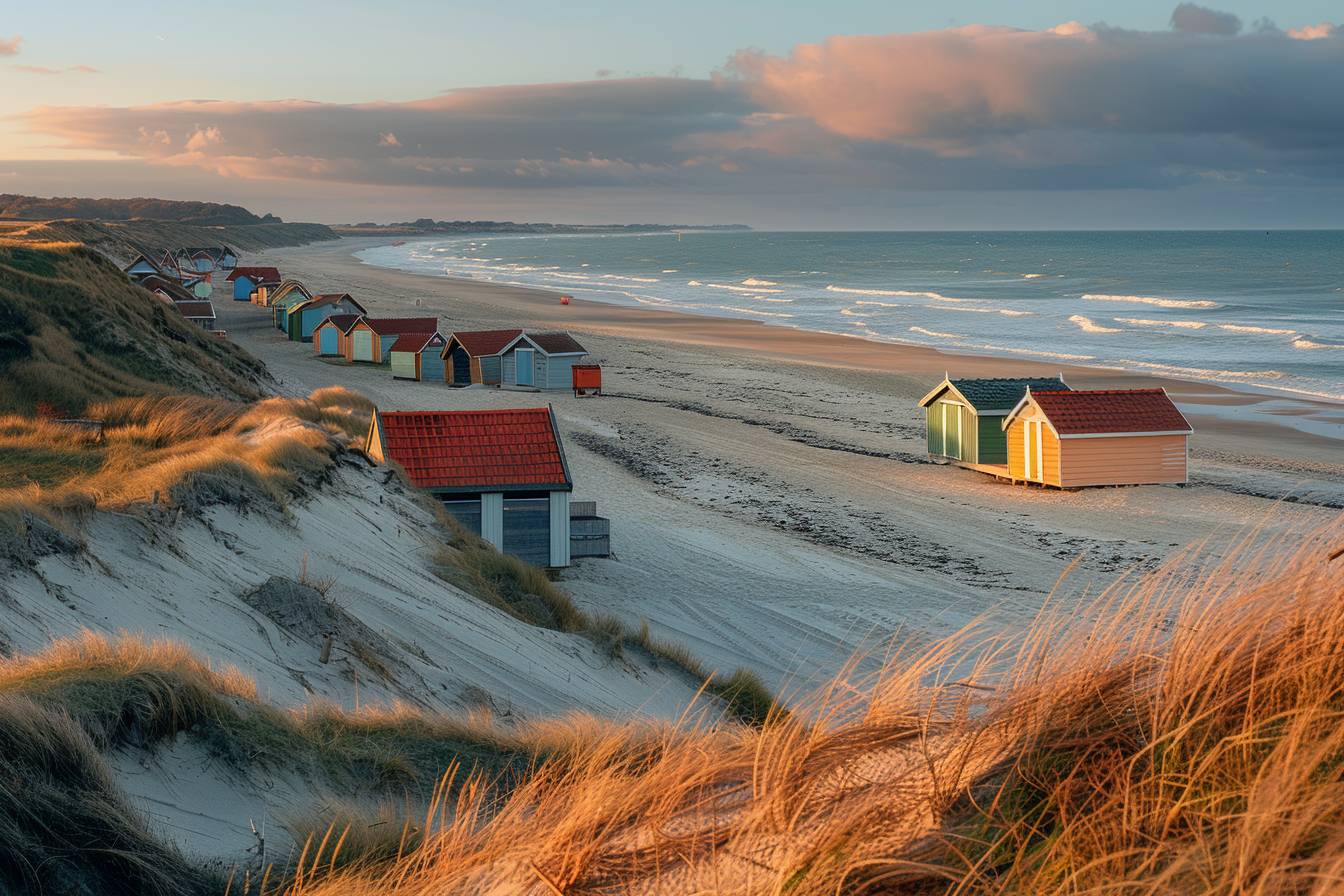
(560, 294, 572, 305)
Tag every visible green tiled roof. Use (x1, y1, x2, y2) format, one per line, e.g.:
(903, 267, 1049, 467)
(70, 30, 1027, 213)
(947, 377, 1069, 411)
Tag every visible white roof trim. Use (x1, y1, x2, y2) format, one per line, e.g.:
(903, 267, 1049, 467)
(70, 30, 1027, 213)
(1058, 429, 1193, 439)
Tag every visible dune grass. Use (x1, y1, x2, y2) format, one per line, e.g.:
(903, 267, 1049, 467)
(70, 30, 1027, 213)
(269, 525, 1344, 896)
(0, 388, 374, 561)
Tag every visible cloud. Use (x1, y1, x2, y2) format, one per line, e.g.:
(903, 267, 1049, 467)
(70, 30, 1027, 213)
(0, 35, 20, 56)
(13, 63, 99, 75)
(1289, 23, 1337, 39)
(19, 14, 1344, 196)
(1170, 3, 1242, 35)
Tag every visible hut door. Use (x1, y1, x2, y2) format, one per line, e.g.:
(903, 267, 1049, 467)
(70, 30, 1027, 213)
(516, 349, 534, 386)
(941, 402, 962, 459)
(1024, 420, 1044, 482)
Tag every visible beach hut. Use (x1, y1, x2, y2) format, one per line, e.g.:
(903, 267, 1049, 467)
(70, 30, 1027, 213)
(365, 407, 573, 567)
(918, 376, 1070, 468)
(1002, 388, 1192, 488)
(287, 293, 367, 342)
(390, 332, 447, 381)
(175, 300, 218, 331)
(313, 314, 363, 357)
(225, 266, 281, 301)
(499, 332, 589, 390)
(265, 278, 310, 309)
(271, 282, 315, 329)
(441, 329, 523, 386)
(134, 273, 196, 304)
(349, 317, 438, 364)
(123, 254, 163, 278)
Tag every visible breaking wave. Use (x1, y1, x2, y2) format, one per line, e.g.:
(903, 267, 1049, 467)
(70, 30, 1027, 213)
(741, 277, 779, 287)
(1219, 324, 1297, 336)
(826, 285, 971, 302)
(1115, 317, 1207, 330)
(1293, 336, 1344, 350)
(1069, 315, 1122, 334)
(1083, 293, 1221, 309)
(909, 326, 962, 340)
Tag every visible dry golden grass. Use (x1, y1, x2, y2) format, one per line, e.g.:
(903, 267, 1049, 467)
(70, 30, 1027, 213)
(275, 525, 1344, 896)
(0, 389, 375, 549)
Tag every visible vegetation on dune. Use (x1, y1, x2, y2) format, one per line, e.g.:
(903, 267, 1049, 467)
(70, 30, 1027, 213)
(269, 527, 1344, 896)
(0, 241, 269, 414)
(0, 388, 374, 562)
(430, 514, 779, 726)
(0, 193, 278, 225)
(3, 216, 337, 258)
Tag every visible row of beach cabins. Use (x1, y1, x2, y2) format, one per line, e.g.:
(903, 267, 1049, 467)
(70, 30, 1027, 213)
(229, 267, 602, 393)
(122, 249, 235, 332)
(217, 262, 610, 570)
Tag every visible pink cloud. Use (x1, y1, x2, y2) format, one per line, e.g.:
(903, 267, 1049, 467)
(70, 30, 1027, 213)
(0, 35, 20, 56)
(1288, 23, 1337, 39)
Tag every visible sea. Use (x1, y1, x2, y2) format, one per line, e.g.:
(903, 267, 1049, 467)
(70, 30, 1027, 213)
(356, 230, 1344, 403)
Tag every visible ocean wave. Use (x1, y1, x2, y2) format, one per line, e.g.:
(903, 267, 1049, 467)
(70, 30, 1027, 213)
(909, 326, 962, 340)
(600, 273, 660, 284)
(661, 269, 679, 273)
(1219, 324, 1297, 336)
(1022, 273, 1047, 279)
(1118, 360, 1286, 380)
(1069, 315, 1122, 334)
(715, 305, 794, 319)
(700, 281, 785, 294)
(741, 277, 779, 287)
(839, 307, 867, 317)
(827, 285, 970, 302)
(977, 344, 1095, 361)
(1083, 293, 1221, 309)
(1115, 317, 1207, 330)
(1293, 336, 1344, 350)
(999, 310, 1033, 317)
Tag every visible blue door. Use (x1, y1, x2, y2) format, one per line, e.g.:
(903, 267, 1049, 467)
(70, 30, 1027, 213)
(515, 349, 534, 386)
(319, 327, 338, 355)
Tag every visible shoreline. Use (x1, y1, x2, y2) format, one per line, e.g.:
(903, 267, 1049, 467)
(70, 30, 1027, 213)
(323, 236, 1342, 452)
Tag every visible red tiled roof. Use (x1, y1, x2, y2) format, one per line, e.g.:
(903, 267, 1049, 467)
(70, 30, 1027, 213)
(449, 328, 524, 356)
(389, 332, 444, 353)
(361, 316, 438, 336)
(527, 332, 586, 355)
(225, 266, 281, 283)
(316, 313, 362, 334)
(372, 408, 571, 490)
(175, 300, 216, 319)
(1030, 389, 1192, 436)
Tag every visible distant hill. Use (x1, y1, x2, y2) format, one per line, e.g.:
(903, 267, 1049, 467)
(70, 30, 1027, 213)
(0, 242, 269, 414)
(1, 218, 339, 265)
(335, 219, 751, 236)
(0, 194, 278, 226)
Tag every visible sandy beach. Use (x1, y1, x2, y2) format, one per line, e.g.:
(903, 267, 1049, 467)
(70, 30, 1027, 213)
(232, 236, 1342, 694)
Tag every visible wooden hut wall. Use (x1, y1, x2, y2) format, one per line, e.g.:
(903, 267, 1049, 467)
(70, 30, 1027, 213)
(420, 347, 445, 382)
(390, 351, 419, 380)
(1058, 435, 1187, 487)
(1006, 417, 1062, 485)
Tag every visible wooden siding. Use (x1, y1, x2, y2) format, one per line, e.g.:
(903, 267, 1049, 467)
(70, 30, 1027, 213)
(926, 400, 976, 462)
(1058, 435, 1187, 487)
(977, 415, 1008, 465)
(480, 355, 502, 384)
(548, 492, 571, 568)
(390, 351, 418, 380)
(352, 328, 375, 362)
(502, 498, 551, 567)
(420, 350, 445, 383)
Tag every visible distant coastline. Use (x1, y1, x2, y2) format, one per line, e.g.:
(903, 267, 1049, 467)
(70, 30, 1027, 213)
(333, 219, 751, 237)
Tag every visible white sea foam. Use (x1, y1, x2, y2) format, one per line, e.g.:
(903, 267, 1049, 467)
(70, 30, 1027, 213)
(715, 305, 794, 319)
(741, 277, 779, 287)
(1218, 324, 1297, 336)
(1293, 336, 1344, 350)
(661, 269, 679, 273)
(1083, 293, 1221, 309)
(1069, 315, 1122, 334)
(998, 310, 1033, 317)
(909, 326, 962, 340)
(600, 273, 660, 283)
(977, 344, 1095, 361)
(1022, 273, 1046, 279)
(1115, 317, 1207, 330)
(1119, 360, 1286, 380)
(827, 285, 970, 302)
(701, 281, 785, 294)
(839, 307, 867, 317)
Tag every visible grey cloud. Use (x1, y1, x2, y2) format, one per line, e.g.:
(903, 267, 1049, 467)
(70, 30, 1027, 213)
(1171, 3, 1242, 35)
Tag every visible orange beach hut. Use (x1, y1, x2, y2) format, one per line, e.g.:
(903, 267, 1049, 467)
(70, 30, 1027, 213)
(1002, 388, 1192, 488)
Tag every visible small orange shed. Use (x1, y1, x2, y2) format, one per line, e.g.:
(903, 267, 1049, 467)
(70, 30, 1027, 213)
(1002, 389, 1192, 488)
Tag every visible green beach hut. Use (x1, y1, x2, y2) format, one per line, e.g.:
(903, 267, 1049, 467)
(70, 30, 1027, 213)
(918, 375, 1070, 467)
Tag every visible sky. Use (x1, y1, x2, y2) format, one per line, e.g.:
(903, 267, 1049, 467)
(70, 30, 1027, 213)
(2, 1, 1342, 228)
